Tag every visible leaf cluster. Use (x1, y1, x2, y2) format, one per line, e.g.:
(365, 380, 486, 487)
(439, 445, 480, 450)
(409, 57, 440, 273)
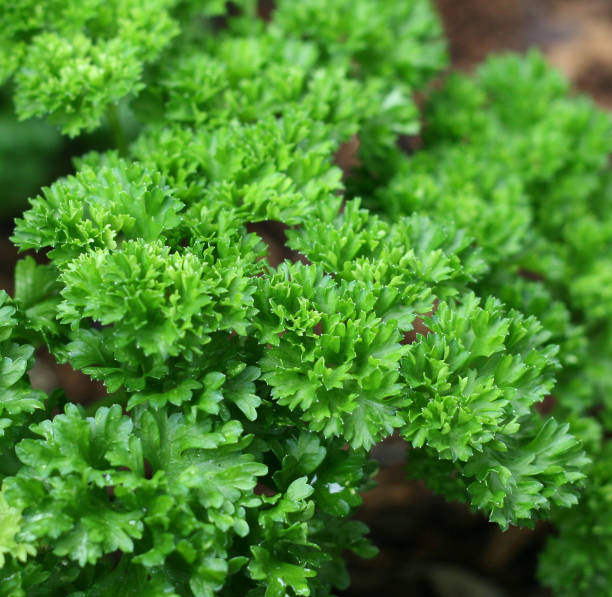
(0, 2, 607, 596)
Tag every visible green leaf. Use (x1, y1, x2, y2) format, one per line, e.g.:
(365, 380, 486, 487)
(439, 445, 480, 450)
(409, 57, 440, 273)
(249, 546, 316, 597)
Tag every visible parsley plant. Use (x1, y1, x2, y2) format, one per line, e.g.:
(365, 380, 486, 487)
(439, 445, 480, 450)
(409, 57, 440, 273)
(0, 2, 609, 595)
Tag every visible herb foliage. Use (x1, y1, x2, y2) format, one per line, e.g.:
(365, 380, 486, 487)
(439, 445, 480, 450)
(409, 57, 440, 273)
(0, 1, 610, 595)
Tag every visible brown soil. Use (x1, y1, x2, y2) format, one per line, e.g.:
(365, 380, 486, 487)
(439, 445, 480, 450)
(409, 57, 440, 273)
(437, 0, 612, 107)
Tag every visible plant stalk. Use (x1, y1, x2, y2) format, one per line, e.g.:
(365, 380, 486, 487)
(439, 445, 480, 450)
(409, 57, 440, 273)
(107, 103, 128, 157)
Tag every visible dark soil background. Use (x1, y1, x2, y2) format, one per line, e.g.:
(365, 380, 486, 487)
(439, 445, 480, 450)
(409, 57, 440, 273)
(2, 1, 612, 595)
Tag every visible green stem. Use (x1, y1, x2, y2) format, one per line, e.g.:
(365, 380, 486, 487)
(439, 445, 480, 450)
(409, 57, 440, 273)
(107, 103, 127, 157)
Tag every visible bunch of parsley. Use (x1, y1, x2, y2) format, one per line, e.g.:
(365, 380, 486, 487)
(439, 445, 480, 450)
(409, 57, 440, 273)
(0, 1, 609, 595)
